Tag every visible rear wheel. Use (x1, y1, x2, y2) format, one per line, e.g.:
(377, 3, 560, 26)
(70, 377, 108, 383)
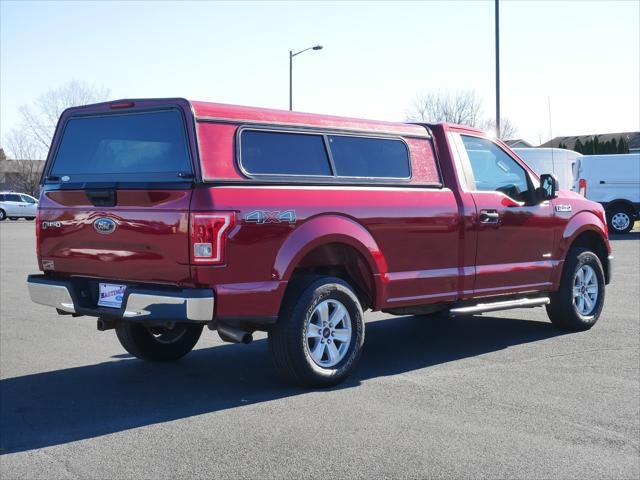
(0, 209, 6, 221)
(115, 322, 203, 361)
(268, 276, 365, 387)
(607, 206, 634, 234)
(546, 247, 605, 331)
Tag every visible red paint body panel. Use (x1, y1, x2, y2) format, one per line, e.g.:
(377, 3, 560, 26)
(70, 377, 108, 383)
(190, 185, 460, 317)
(34, 99, 611, 326)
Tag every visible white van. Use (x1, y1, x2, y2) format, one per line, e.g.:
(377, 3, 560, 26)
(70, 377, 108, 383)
(513, 148, 581, 191)
(573, 153, 640, 234)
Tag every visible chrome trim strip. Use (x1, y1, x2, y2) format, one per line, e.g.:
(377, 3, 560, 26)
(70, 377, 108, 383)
(449, 297, 550, 316)
(28, 282, 76, 313)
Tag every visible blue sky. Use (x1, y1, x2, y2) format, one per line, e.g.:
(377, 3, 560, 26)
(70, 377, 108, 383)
(1, 0, 638, 145)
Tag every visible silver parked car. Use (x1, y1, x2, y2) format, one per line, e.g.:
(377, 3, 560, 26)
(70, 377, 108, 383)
(0, 192, 38, 221)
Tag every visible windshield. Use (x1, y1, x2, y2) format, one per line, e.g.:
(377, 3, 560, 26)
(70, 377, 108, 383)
(49, 109, 192, 182)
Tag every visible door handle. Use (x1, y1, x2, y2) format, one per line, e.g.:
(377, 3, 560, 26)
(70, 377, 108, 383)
(479, 210, 500, 224)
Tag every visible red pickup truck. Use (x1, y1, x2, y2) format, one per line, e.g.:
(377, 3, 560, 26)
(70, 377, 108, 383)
(27, 98, 612, 386)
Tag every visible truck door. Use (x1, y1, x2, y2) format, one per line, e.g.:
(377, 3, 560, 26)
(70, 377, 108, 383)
(455, 133, 556, 295)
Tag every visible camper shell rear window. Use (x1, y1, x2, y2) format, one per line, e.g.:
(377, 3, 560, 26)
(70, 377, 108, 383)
(49, 109, 192, 183)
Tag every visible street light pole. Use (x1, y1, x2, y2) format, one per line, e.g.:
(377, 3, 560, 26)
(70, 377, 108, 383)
(289, 50, 293, 111)
(289, 45, 323, 111)
(495, 0, 501, 137)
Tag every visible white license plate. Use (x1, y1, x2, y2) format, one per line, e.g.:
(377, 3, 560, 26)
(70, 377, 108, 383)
(98, 283, 126, 308)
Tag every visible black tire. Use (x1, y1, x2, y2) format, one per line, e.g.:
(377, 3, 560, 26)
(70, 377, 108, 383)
(115, 322, 203, 361)
(0, 209, 6, 221)
(546, 247, 605, 331)
(607, 206, 634, 234)
(268, 276, 365, 387)
(26, 217, 35, 221)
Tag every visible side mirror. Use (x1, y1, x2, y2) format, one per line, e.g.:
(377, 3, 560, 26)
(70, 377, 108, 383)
(538, 173, 558, 201)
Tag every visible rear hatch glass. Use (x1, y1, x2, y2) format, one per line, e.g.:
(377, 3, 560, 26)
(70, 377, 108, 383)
(49, 109, 193, 182)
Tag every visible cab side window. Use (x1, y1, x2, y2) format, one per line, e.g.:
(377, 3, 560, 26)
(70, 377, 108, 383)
(20, 195, 36, 204)
(461, 135, 531, 202)
(6, 194, 22, 202)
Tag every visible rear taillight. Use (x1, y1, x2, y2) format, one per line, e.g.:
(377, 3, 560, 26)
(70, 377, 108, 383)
(35, 209, 41, 257)
(578, 178, 587, 196)
(190, 212, 235, 264)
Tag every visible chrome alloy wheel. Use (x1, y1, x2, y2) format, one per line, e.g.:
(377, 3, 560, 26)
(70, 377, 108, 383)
(305, 299, 352, 368)
(573, 265, 599, 316)
(611, 212, 631, 232)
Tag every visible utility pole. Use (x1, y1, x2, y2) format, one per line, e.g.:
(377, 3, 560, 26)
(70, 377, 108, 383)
(495, 0, 501, 137)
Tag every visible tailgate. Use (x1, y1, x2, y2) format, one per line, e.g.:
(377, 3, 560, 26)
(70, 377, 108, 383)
(38, 189, 192, 284)
(38, 104, 197, 285)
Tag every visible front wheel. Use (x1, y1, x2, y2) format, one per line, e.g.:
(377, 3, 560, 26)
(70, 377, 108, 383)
(268, 277, 365, 387)
(546, 247, 605, 331)
(607, 207, 634, 234)
(115, 322, 203, 361)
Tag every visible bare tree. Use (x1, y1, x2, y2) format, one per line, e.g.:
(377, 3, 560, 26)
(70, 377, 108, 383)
(406, 90, 483, 127)
(4, 128, 40, 161)
(7, 159, 44, 196)
(2, 128, 45, 194)
(16, 80, 111, 157)
(480, 118, 518, 140)
(406, 89, 519, 140)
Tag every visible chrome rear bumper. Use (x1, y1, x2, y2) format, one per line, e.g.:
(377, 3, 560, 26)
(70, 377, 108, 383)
(27, 275, 213, 322)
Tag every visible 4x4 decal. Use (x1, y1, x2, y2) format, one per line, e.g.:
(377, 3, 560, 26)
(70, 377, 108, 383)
(244, 209, 297, 224)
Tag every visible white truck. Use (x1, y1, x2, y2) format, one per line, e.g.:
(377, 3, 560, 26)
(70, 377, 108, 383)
(514, 148, 581, 191)
(573, 153, 640, 234)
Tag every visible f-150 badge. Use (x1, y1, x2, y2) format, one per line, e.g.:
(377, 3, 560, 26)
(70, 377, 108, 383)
(245, 210, 297, 224)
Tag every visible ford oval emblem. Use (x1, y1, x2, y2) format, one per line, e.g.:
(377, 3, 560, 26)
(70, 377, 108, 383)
(93, 217, 117, 235)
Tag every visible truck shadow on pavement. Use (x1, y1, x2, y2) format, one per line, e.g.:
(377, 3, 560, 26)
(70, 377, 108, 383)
(0, 314, 566, 454)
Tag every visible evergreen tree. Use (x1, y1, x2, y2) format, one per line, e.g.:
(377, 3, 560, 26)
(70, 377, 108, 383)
(604, 139, 614, 154)
(574, 138, 584, 153)
(618, 137, 629, 153)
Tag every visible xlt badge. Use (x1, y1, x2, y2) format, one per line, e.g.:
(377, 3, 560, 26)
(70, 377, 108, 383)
(555, 204, 572, 213)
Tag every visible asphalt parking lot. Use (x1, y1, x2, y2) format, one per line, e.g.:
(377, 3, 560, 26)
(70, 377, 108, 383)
(0, 220, 638, 479)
